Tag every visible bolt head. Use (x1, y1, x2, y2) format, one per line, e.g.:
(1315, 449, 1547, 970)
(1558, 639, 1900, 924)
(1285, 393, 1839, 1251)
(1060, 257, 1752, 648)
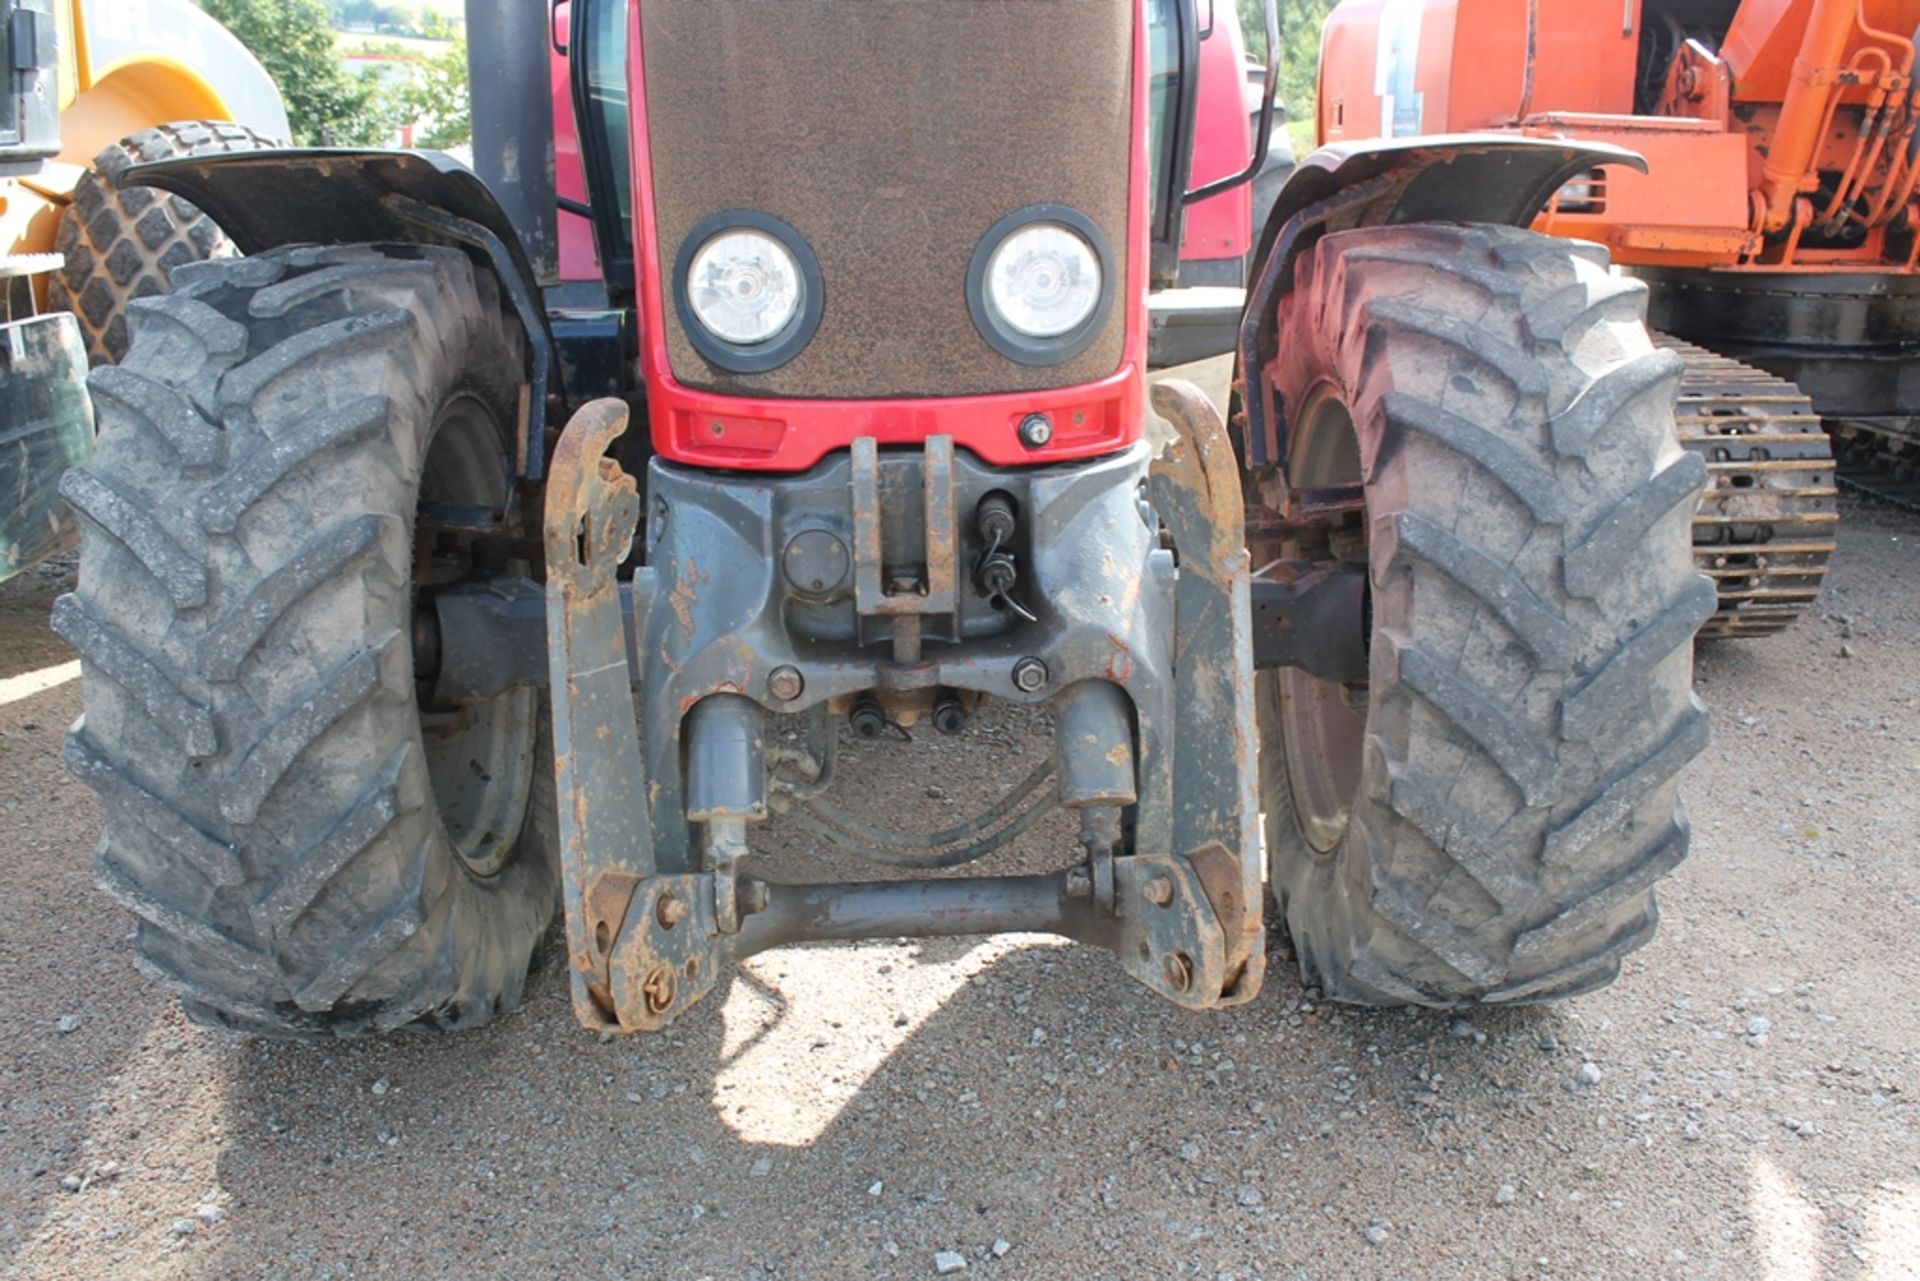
(1011, 656, 1049, 693)
(768, 665, 805, 702)
(1144, 875, 1175, 907)
(1017, 413, 1053, 449)
(656, 893, 688, 928)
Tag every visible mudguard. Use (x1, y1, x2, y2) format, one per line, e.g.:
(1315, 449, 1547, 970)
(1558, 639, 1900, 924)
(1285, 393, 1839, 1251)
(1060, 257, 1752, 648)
(117, 148, 558, 477)
(1237, 134, 1649, 470)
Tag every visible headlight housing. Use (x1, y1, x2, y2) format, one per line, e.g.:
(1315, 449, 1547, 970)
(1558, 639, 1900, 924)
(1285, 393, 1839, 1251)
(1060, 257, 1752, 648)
(674, 211, 823, 373)
(967, 204, 1114, 366)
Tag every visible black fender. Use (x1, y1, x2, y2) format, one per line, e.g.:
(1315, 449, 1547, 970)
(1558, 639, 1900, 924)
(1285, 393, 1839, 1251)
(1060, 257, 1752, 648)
(1236, 134, 1648, 472)
(119, 148, 559, 478)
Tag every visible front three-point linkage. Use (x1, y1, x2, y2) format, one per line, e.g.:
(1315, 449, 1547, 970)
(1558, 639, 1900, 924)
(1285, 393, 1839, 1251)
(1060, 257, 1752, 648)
(543, 382, 1266, 1033)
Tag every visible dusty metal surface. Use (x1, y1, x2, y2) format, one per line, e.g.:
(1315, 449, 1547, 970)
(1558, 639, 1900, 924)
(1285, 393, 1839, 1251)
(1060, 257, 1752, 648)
(543, 398, 653, 1029)
(631, 441, 1177, 871)
(1659, 336, 1838, 639)
(850, 435, 957, 618)
(1144, 378, 1265, 1004)
(1247, 565, 1368, 682)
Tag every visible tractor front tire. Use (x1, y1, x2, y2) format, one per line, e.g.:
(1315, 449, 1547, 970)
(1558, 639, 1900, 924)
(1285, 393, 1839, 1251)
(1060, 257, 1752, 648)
(49, 120, 279, 365)
(1257, 223, 1712, 1006)
(58, 243, 558, 1037)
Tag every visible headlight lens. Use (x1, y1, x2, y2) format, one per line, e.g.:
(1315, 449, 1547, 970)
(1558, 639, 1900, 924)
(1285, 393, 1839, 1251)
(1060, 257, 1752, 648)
(984, 222, 1103, 338)
(686, 229, 803, 345)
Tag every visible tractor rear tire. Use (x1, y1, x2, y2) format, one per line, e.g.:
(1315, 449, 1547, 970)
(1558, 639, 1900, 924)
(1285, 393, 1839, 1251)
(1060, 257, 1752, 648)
(1257, 223, 1712, 1006)
(49, 120, 279, 365)
(58, 243, 558, 1037)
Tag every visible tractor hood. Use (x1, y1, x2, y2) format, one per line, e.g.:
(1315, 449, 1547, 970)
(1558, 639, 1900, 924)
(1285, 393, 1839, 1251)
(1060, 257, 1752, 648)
(634, 2, 1137, 401)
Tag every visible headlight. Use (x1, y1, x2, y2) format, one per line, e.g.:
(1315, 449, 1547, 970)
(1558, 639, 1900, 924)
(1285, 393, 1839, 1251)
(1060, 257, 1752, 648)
(984, 223, 1102, 338)
(674, 212, 824, 373)
(687, 230, 802, 345)
(967, 204, 1114, 366)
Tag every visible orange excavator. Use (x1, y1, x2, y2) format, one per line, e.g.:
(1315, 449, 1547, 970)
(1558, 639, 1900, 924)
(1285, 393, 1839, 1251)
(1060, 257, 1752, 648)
(1317, 0, 1920, 637)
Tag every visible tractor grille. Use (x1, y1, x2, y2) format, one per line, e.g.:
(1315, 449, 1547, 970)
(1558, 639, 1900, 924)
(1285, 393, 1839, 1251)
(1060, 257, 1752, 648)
(639, 2, 1133, 399)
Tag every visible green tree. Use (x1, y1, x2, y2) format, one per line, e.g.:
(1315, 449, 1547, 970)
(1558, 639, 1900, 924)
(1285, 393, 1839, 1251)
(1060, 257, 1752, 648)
(197, 0, 393, 145)
(418, 9, 458, 40)
(1240, 0, 1336, 144)
(391, 39, 470, 149)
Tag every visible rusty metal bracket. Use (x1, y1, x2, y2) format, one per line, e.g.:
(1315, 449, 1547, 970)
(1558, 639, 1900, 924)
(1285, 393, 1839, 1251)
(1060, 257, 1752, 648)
(544, 397, 657, 1029)
(601, 873, 722, 1034)
(1112, 854, 1230, 1009)
(851, 434, 958, 616)
(1144, 379, 1266, 1006)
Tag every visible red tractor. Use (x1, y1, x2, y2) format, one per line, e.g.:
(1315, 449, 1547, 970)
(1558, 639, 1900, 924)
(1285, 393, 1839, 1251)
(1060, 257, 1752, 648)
(56, 1, 1710, 1037)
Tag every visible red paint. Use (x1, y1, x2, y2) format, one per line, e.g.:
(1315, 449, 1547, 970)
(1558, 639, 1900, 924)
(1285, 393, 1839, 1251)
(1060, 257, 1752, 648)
(551, 2, 602, 282)
(1181, 3, 1255, 264)
(624, 1, 1150, 472)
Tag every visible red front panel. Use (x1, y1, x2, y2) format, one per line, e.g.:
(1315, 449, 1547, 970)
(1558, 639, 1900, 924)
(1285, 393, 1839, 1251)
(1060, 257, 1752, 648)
(551, 4, 600, 283)
(627, 2, 1151, 472)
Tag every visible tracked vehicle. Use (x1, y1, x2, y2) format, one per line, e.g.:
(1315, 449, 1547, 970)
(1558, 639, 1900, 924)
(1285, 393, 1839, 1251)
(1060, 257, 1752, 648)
(55, 1, 1711, 1036)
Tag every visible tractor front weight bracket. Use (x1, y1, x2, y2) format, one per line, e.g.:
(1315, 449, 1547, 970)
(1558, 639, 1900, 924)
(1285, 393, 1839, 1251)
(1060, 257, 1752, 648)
(544, 386, 1264, 1033)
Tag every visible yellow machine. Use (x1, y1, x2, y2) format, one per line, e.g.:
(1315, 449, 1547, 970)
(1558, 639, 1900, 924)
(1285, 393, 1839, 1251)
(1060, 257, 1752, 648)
(2, 0, 286, 579)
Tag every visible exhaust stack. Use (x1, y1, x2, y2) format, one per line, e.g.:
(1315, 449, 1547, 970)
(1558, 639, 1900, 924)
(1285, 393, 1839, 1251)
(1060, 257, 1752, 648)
(465, 0, 558, 283)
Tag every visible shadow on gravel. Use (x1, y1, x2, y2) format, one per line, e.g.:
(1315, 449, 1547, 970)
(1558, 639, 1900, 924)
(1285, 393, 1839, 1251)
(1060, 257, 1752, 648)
(13, 828, 1913, 1280)
(170, 930, 1670, 1281)
(0, 575, 76, 685)
(10, 511, 1920, 1278)
(0, 580, 174, 1270)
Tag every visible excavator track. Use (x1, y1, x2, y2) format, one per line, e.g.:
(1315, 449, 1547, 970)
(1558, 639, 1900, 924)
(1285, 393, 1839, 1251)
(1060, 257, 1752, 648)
(1657, 336, 1838, 640)
(1828, 418, 1920, 512)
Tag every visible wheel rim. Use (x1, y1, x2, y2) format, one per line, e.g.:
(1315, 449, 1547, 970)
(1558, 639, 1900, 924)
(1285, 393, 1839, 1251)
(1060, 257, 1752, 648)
(1278, 383, 1369, 855)
(417, 393, 536, 879)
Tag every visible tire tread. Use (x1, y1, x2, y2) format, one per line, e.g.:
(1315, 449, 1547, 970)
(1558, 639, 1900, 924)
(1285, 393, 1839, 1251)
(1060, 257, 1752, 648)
(1260, 222, 1710, 1007)
(60, 243, 556, 1038)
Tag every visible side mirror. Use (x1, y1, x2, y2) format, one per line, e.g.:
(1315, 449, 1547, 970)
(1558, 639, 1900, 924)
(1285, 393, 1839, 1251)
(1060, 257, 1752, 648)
(1185, 0, 1279, 205)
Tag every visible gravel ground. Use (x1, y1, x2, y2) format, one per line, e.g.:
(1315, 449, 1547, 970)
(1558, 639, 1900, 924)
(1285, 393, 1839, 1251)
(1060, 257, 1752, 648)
(3, 476, 1918, 1278)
